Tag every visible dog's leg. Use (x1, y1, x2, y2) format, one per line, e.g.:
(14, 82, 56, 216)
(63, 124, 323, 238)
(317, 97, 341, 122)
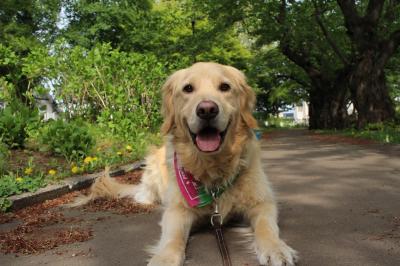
(148, 206, 194, 266)
(247, 201, 298, 266)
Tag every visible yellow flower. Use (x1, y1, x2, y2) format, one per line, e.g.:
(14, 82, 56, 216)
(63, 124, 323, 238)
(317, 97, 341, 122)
(71, 166, 80, 174)
(125, 145, 132, 152)
(24, 167, 33, 175)
(117, 151, 123, 156)
(83, 156, 93, 164)
(48, 169, 57, 176)
(16, 177, 23, 183)
(92, 157, 98, 161)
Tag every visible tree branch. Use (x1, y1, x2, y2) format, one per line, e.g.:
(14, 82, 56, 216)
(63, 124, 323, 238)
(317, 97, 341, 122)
(383, 0, 400, 23)
(275, 74, 311, 88)
(364, 0, 385, 26)
(336, 0, 363, 42)
(377, 29, 400, 69)
(278, 0, 321, 79)
(313, 2, 349, 65)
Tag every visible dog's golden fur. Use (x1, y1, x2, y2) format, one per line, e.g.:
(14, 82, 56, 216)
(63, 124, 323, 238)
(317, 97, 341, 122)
(79, 62, 297, 266)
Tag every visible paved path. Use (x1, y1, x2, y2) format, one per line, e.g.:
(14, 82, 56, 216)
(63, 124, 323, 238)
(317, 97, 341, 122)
(1, 130, 399, 265)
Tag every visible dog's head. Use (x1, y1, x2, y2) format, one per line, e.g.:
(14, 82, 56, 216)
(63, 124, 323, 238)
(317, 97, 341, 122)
(161, 62, 257, 154)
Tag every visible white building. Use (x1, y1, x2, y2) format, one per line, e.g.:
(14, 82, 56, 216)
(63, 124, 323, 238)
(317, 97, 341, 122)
(279, 101, 309, 125)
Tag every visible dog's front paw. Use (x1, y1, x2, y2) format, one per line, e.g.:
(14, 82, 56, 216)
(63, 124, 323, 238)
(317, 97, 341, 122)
(255, 239, 298, 266)
(147, 253, 183, 266)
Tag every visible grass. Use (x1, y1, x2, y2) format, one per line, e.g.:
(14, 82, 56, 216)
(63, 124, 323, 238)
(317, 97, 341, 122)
(314, 123, 400, 144)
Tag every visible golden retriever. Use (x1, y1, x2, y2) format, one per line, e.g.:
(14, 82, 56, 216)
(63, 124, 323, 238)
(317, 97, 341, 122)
(82, 62, 297, 266)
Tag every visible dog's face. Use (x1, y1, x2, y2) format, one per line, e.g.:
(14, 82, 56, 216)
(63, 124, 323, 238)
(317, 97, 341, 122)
(161, 62, 257, 153)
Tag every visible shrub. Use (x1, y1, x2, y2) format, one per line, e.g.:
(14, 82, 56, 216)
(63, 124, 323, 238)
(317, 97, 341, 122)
(0, 142, 9, 173)
(264, 116, 298, 128)
(54, 43, 166, 132)
(40, 119, 95, 161)
(0, 102, 39, 148)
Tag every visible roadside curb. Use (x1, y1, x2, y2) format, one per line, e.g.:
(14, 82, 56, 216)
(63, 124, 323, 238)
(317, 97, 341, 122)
(8, 160, 145, 211)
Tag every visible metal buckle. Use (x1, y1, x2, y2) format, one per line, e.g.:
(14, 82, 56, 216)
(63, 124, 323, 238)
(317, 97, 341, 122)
(211, 213, 222, 227)
(210, 196, 223, 226)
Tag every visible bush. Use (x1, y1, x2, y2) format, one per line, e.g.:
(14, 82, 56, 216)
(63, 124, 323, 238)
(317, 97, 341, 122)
(54, 43, 166, 132)
(0, 142, 9, 173)
(0, 102, 39, 148)
(358, 122, 400, 143)
(264, 116, 299, 128)
(40, 119, 95, 161)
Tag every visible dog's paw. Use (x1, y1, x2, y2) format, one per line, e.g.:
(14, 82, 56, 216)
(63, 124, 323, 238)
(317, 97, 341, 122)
(147, 253, 183, 266)
(255, 239, 298, 266)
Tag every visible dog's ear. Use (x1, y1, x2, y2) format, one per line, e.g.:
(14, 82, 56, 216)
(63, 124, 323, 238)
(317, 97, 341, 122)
(160, 70, 183, 135)
(225, 66, 258, 129)
(240, 81, 258, 129)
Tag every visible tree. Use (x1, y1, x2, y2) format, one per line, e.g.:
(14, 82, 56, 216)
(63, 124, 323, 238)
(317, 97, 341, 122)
(0, 0, 61, 106)
(248, 45, 309, 117)
(198, 0, 400, 129)
(337, 0, 399, 127)
(62, 0, 252, 70)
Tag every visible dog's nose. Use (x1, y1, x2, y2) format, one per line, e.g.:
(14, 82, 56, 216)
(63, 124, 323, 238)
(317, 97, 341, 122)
(196, 100, 219, 120)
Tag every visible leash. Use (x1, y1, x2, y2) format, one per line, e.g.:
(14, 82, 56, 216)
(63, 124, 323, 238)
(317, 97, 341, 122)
(211, 189, 232, 266)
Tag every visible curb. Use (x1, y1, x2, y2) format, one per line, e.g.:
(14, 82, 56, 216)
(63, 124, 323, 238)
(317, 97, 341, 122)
(8, 160, 145, 211)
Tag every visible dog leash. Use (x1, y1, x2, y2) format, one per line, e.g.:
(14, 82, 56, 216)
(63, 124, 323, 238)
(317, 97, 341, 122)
(210, 189, 232, 266)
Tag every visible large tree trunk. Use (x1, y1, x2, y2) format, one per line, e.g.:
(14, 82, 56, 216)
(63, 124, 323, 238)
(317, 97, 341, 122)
(349, 52, 395, 128)
(308, 74, 348, 129)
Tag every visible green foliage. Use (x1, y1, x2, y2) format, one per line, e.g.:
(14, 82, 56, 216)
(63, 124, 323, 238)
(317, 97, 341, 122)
(0, 172, 47, 212)
(358, 123, 400, 143)
(199, 0, 400, 128)
(317, 123, 400, 144)
(0, 0, 61, 107)
(39, 119, 95, 161)
(264, 116, 306, 129)
(63, 0, 152, 51)
(356, 125, 400, 144)
(249, 46, 309, 115)
(0, 102, 40, 148)
(0, 142, 9, 174)
(51, 43, 167, 134)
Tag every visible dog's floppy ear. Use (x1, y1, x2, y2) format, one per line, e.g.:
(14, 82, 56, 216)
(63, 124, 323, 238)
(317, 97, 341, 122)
(240, 81, 258, 129)
(160, 70, 183, 135)
(225, 66, 258, 129)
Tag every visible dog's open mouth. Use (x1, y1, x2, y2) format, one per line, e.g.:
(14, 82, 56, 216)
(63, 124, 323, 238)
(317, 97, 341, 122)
(189, 126, 229, 152)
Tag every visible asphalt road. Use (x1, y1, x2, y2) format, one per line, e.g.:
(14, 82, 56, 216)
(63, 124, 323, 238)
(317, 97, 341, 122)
(1, 129, 399, 266)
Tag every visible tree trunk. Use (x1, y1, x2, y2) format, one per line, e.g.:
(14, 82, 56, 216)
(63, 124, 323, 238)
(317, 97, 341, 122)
(349, 52, 395, 128)
(308, 73, 348, 130)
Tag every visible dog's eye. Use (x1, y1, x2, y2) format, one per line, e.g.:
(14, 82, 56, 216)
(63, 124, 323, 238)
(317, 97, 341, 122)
(183, 84, 194, 93)
(219, 83, 231, 92)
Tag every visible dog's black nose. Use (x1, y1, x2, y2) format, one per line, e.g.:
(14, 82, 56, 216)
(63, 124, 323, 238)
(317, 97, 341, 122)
(196, 100, 219, 120)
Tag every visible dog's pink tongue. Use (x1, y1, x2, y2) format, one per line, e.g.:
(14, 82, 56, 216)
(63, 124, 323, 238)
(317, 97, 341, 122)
(196, 133, 221, 152)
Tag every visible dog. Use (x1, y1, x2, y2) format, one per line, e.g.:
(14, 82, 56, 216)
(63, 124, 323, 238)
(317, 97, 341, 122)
(78, 62, 297, 266)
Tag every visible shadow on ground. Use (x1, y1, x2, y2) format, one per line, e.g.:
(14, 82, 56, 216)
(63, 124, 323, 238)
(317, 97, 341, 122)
(264, 130, 400, 266)
(1, 129, 399, 266)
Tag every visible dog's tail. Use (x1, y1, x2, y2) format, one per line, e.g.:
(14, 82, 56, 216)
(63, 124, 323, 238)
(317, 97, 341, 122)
(67, 166, 138, 207)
